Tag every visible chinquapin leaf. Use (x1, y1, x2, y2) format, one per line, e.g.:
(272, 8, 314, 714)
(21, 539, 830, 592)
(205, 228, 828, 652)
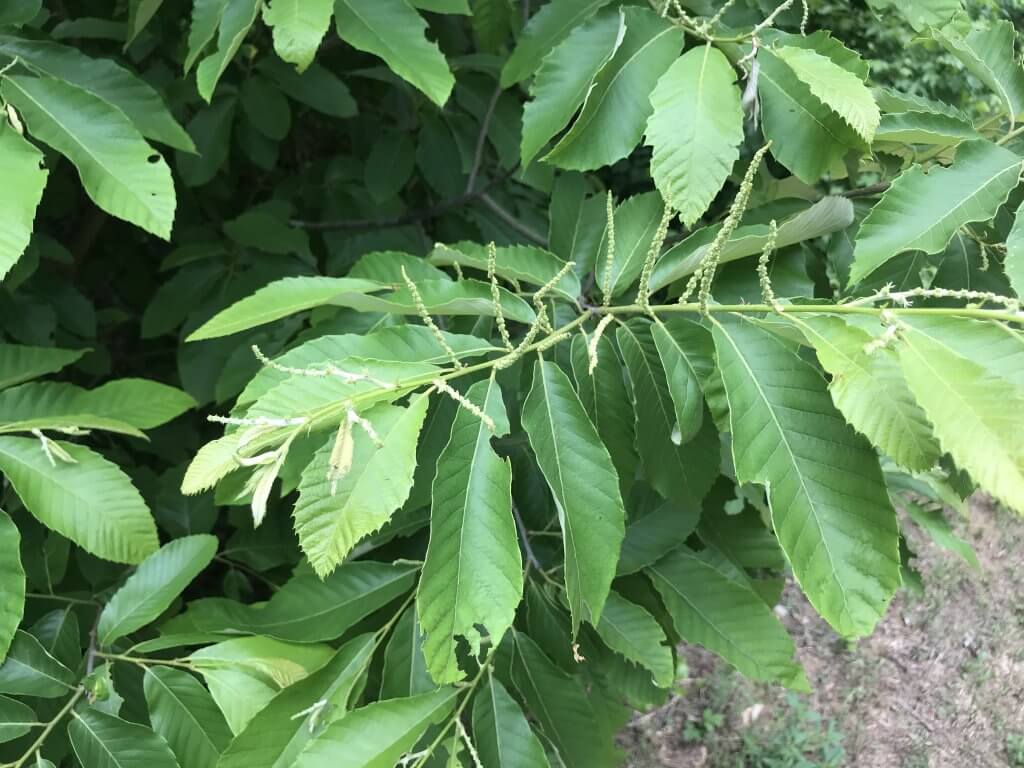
(902, 501, 980, 571)
(472, 676, 551, 768)
(418, 377, 522, 684)
(650, 317, 714, 446)
(0, 344, 85, 391)
(648, 547, 808, 690)
(616, 491, 700, 576)
(194, 0, 261, 102)
(595, 191, 664, 299)
(645, 44, 743, 226)
(711, 316, 901, 637)
(785, 314, 940, 472)
(262, 0, 333, 73)
(0, 436, 159, 564)
(294, 398, 428, 577)
(0, 509, 24, 664)
(292, 687, 458, 768)
(933, 19, 1024, 121)
(0, 694, 35, 743)
(143, 665, 232, 768)
(68, 707, 180, 768)
(522, 360, 625, 634)
(218, 634, 375, 768)
(430, 242, 581, 300)
(0, 630, 75, 698)
(0, 120, 48, 281)
(593, 591, 673, 688)
(851, 140, 1022, 284)
(2, 74, 176, 239)
(380, 606, 433, 700)
(98, 534, 218, 646)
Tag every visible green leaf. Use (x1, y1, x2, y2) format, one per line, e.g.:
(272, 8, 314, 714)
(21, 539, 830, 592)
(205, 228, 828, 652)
(0, 36, 194, 151)
(418, 377, 522, 684)
(69, 708, 179, 768)
(0, 694, 35, 743)
(548, 173, 607, 275)
(896, 316, 1024, 390)
(334, 0, 454, 107)
(411, 0, 470, 12)
(784, 314, 940, 472)
(0, 379, 194, 436)
(934, 19, 1024, 122)
(544, 7, 680, 171)
(616, 319, 718, 507)
(128, 0, 165, 43)
(0, 0, 40, 26)
(380, 606, 433, 699)
(326, 279, 537, 324)
(649, 196, 855, 292)
(903, 501, 979, 570)
(646, 44, 743, 227)
(1007, 200, 1024, 297)
(294, 399, 428, 577)
(472, 676, 550, 768)
(292, 688, 458, 768)
(711, 317, 901, 637)
(647, 548, 808, 690)
(259, 58, 357, 118)
(0, 630, 75, 698)
(757, 48, 861, 184)
(867, 0, 961, 31)
(263, 0, 333, 72)
(0, 436, 159, 564)
(171, 562, 417, 642)
(651, 317, 714, 446)
(774, 45, 880, 143)
(617, 494, 700, 576)
(195, 0, 262, 102)
(190, 636, 333, 733)
(501, 0, 613, 87)
(430, 242, 581, 301)
(218, 634, 375, 768)
(595, 192, 664, 299)
(98, 535, 218, 647)
(851, 140, 1023, 284)
(569, 333, 637, 497)
(0, 510, 24, 664)
(874, 111, 979, 146)
(2, 75, 176, 240)
(593, 591, 673, 688)
(186, 276, 384, 341)
(510, 631, 616, 768)
(522, 360, 625, 634)
(520, 9, 623, 167)
(0, 344, 85, 391)
(896, 322, 1024, 513)
(238, 326, 495, 406)
(143, 665, 231, 768)
(0, 122, 47, 281)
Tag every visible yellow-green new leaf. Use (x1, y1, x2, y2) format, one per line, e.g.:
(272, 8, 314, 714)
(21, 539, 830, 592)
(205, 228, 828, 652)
(522, 360, 625, 634)
(645, 44, 743, 226)
(335, 0, 454, 107)
(2, 75, 175, 240)
(711, 317, 901, 637)
(263, 0, 333, 72)
(774, 45, 880, 143)
(786, 314, 940, 472)
(294, 398, 428, 577)
(648, 548, 808, 690)
(896, 322, 1024, 513)
(934, 19, 1024, 123)
(0, 510, 24, 664)
(69, 708, 180, 768)
(98, 535, 218, 647)
(0, 122, 47, 281)
(851, 140, 1023, 284)
(0, 436, 159, 564)
(186, 276, 384, 340)
(292, 688, 458, 768)
(418, 377, 522, 684)
(195, 0, 261, 102)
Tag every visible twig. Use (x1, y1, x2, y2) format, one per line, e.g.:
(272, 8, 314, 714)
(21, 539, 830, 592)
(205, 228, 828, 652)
(512, 502, 543, 571)
(842, 181, 891, 199)
(478, 193, 547, 244)
(86, 607, 101, 675)
(466, 84, 503, 194)
(9, 688, 85, 768)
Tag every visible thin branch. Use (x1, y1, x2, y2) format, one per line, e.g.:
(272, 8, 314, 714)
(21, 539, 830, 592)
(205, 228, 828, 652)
(466, 83, 503, 194)
(512, 502, 543, 571)
(842, 181, 891, 199)
(478, 193, 547, 245)
(10, 688, 85, 768)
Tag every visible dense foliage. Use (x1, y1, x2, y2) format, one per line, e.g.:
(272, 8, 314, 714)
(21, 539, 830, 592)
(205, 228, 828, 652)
(1, 0, 1023, 765)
